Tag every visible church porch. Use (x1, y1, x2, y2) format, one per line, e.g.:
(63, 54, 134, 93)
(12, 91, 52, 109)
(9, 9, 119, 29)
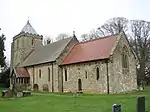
(10, 67, 30, 87)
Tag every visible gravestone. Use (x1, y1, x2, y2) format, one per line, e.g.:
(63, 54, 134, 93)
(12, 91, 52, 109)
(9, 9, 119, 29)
(23, 90, 31, 97)
(2, 90, 8, 98)
(136, 96, 145, 112)
(112, 104, 121, 112)
(17, 92, 23, 97)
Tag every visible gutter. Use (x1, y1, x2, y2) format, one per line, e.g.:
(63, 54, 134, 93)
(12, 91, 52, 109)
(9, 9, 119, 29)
(106, 60, 110, 94)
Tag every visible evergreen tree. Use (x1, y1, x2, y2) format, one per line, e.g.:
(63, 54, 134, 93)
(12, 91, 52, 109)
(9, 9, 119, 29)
(0, 29, 9, 88)
(0, 29, 6, 67)
(1, 68, 10, 87)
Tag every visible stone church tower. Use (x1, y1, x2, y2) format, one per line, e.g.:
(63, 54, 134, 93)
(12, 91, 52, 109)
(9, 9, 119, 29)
(10, 20, 43, 68)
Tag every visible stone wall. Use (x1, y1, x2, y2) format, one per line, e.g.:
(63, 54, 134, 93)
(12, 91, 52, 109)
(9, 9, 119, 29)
(12, 33, 137, 94)
(13, 36, 78, 92)
(109, 33, 137, 93)
(62, 60, 108, 94)
(11, 34, 42, 67)
(26, 62, 59, 92)
(61, 33, 137, 94)
(57, 36, 79, 92)
(26, 37, 78, 92)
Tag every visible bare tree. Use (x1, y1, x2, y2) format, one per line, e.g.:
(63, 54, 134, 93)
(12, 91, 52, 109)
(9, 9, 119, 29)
(81, 17, 129, 42)
(81, 29, 100, 42)
(130, 20, 150, 85)
(81, 34, 89, 42)
(97, 18, 150, 85)
(80, 17, 150, 85)
(56, 33, 69, 41)
(43, 36, 53, 45)
(97, 17, 129, 36)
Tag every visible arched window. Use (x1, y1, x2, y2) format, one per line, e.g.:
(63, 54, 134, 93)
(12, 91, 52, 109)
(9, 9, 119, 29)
(65, 69, 67, 81)
(17, 39, 19, 48)
(96, 67, 99, 80)
(32, 39, 34, 45)
(122, 46, 129, 74)
(48, 67, 50, 81)
(85, 71, 88, 79)
(39, 69, 41, 78)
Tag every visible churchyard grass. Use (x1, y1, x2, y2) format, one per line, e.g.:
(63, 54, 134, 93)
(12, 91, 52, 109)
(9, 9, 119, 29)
(0, 87, 149, 112)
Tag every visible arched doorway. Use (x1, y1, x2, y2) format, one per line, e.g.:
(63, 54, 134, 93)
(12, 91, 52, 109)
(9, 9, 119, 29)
(78, 79, 82, 92)
(33, 84, 39, 92)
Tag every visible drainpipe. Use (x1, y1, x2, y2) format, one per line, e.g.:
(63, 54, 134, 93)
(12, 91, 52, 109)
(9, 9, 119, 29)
(52, 63, 54, 92)
(58, 66, 63, 93)
(61, 66, 63, 92)
(106, 60, 110, 94)
(33, 66, 35, 88)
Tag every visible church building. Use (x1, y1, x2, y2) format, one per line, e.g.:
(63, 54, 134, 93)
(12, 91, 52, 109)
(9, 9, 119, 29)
(10, 20, 138, 94)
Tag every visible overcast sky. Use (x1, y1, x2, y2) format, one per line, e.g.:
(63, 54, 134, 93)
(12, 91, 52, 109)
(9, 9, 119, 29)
(0, 0, 150, 64)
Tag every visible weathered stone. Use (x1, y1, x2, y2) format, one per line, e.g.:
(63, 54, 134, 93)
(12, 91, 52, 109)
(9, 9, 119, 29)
(61, 33, 137, 94)
(62, 61, 108, 94)
(11, 35, 42, 67)
(25, 37, 78, 92)
(10, 26, 137, 94)
(16, 92, 23, 97)
(109, 33, 137, 93)
(43, 84, 49, 92)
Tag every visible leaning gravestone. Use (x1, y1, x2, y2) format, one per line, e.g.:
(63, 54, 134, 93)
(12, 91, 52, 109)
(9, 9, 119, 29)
(112, 104, 121, 112)
(136, 96, 145, 112)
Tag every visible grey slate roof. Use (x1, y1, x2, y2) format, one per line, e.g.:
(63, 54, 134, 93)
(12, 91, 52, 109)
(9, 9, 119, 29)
(21, 37, 72, 67)
(21, 20, 38, 35)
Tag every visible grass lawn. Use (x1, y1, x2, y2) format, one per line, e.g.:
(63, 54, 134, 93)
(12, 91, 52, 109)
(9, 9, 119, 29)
(0, 87, 149, 112)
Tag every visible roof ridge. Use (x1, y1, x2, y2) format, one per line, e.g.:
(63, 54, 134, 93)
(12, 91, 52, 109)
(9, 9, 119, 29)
(62, 42, 77, 63)
(57, 37, 76, 62)
(43, 37, 72, 48)
(78, 34, 119, 45)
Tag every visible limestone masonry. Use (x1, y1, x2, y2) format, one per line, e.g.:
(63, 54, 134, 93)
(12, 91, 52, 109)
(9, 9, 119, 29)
(10, 20, 138, 94)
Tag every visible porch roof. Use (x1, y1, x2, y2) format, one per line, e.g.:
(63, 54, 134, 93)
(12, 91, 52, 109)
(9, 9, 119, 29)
(13, 67, 30, 78)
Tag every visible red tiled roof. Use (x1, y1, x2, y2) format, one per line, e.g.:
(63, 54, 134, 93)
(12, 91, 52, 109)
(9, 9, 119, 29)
(63, 34, 119, 65)
(15, 67, 29, 77)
